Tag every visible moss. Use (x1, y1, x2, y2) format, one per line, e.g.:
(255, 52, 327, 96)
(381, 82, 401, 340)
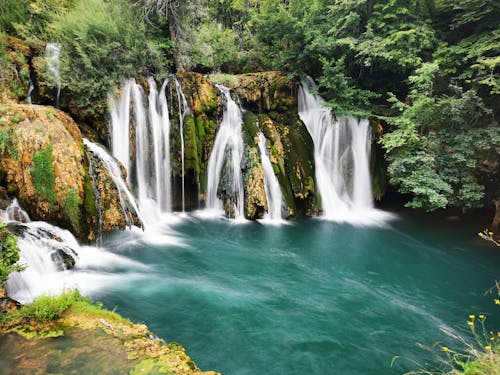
(184, 115, 200, 176)
(31, 144, 57, 206)
(83, 173, 97, 217)
(0, 290, 218, 374)
(45, 109, 55, 121)
(9, 113, 21, 124)
(130, 359, 175, 375)
(209, 73, 238, 86)
(63, 188, 80, 233)
(242, 111, 259, 146)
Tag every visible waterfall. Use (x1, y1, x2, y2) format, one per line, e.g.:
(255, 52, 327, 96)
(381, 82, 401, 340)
(45, 43, 61, 108)
(174, 77, 189, 212)
(109, 80, 132, 179)
(298, 78, 378, 222)
(3, 200, 148, 304)
(108, 77, 172, 222)
(2, 198, 31, 223)
(83, 138, 143, 228)
(26, 79, 34, 105)
(257, 133, 284, 221)
(206, 85, 245, 220)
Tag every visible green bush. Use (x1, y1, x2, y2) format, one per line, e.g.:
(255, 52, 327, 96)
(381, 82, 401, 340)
(31, 144, 57, 206)
(15, 290, 90, 323)
(0, 222, 24, 289)
(0, 0, 29, 35)
(46, 0, 168, 108)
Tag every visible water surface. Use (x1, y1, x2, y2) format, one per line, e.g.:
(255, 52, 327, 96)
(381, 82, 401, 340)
(92, 216, 500, 374)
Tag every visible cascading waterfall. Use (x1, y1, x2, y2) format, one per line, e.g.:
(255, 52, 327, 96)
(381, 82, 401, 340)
(3, 200, 148, 303)
(257, 133, 284, 221)
(298, 77, 381, 223)
(109, 77, 172, 223)
(83, 138, 143, 227)
(1, 198, 31, 223)
(206, 86, 245, 220)
(174, 77, 189, 212)
(45, 43, 61, 108)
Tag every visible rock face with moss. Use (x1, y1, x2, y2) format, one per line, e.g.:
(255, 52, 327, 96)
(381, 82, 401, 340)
(0, 103, 138, 241)
(177, 71, 317, 219)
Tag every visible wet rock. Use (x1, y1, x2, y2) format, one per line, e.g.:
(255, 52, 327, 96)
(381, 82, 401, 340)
(0, 289, 20, 314)
(51, 248, 76, 270)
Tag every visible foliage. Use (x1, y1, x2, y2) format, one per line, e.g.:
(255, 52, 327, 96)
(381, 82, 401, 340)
(0, 0, 30, 35)
(393, 282, 500, 374)
(31, 144, 57, 206)
(0, 125, 17, 158)
(381, 63, 499, 211)
(63, 188, 80, 232)
(45, 0, 168, 108)
(0, 223, 24, 289)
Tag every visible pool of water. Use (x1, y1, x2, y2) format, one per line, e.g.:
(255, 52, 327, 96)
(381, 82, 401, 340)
(85, 214, 500, 374)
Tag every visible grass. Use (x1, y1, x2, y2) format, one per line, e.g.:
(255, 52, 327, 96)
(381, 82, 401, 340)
(395, 281, 500, 375)
(0, 289, 130, 338)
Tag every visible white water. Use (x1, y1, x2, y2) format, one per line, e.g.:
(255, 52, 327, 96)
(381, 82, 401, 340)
(109, 78, 173, 223)
(83, 138, 143, 227)
(298, 78, 392, 225)
(1, 198, 31, 223)
(26, 79, 34, 105)
(257, 133, 284, 222)
(45, 43, 61, 108)
(206, 86, 245, 220)
(5, 219, 148, 304)
(175, 77, 189, 212)
(109, 80, 132, 177)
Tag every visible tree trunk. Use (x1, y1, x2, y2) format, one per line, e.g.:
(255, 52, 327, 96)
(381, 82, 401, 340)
(492, 200, 500, 229)
(168, 13, 184, 72)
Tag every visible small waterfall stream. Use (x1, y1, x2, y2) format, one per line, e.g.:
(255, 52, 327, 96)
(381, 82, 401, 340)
(45, 43, 61, 108)
(26, 79, 34, 105)
(83, 138, 143, 227)
(257, 133, 284, 221)
(206, 86, 245, 219)
(298, 78, 381, 223)
(174, 78, 189, 212)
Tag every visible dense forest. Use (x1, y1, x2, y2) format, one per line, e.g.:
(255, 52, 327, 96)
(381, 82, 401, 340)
(0, 0, 499, 215)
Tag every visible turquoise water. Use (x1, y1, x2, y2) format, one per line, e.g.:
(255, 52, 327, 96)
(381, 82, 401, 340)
(95, 215, 500, 374)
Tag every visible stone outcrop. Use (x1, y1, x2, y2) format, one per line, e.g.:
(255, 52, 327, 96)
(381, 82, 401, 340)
(177, 71, 317, 219)
(0, 103, 139, 241)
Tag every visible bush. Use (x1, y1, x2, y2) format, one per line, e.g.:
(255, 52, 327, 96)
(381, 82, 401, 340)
(31, 144, 57, 206)
(0, 222, 24, 289)
(46, 0, 168, 108)
(0, 0, 29, 35)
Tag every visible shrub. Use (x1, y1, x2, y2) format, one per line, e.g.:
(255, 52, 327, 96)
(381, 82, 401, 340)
(0, 222, 24, 289)
(31, 144, 57, 206)
(46, 0, 168, 109)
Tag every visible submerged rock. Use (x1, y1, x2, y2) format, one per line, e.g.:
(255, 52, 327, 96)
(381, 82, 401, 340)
(51, 248, 76, 270)
(0, 294, 219, 375)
